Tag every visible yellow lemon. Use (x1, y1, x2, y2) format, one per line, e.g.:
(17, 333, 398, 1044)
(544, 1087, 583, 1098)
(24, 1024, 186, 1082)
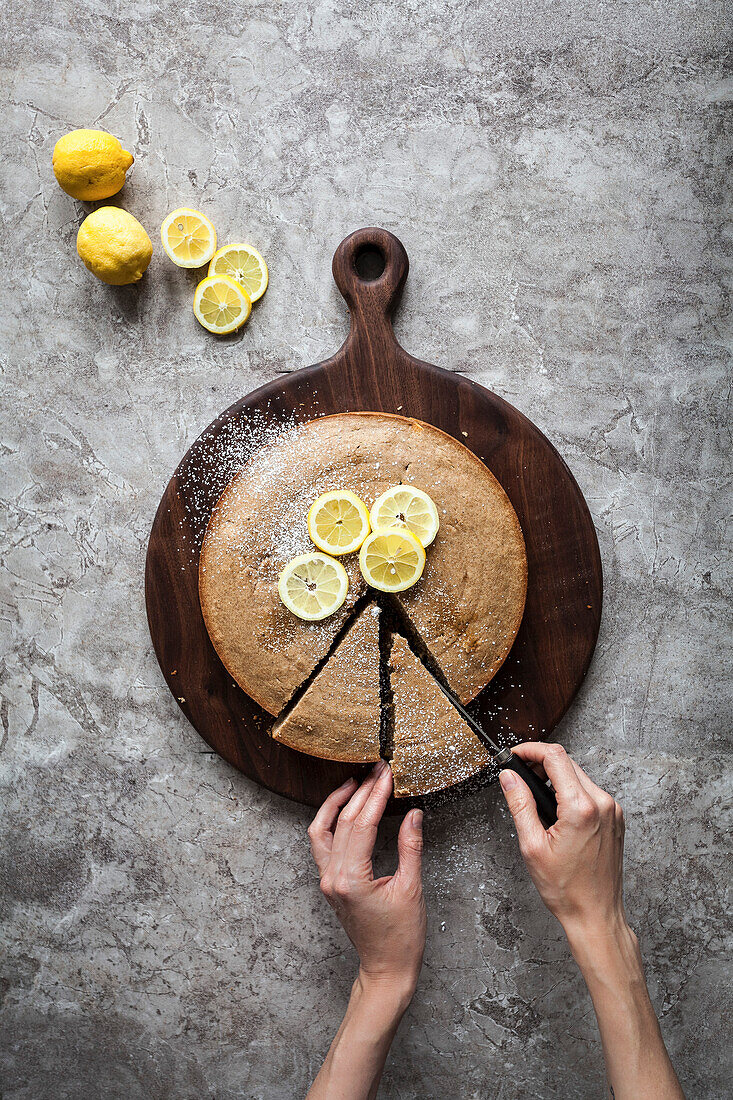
(53, 129, 134, 201)
(76, 207, 153, 285)
(161, 208, 217, 268)
(278, 553, 349, 620)
(358, 528, 426, 593)
(208, 243, 269, 302)
(193, 275, 251, 334)
(369, 485, 440, 547)
(307, 490, 371, 555)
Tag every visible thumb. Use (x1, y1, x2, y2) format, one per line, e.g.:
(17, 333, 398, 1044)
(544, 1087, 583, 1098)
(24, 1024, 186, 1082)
(396, 808, 424, 888)
(499, 770, 546, 856)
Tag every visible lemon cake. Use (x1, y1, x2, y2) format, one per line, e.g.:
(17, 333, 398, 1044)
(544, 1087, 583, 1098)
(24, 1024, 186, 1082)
(199, 412, 527, 725)
(389, 636, 493, 797)
(271, 604, 382, 762)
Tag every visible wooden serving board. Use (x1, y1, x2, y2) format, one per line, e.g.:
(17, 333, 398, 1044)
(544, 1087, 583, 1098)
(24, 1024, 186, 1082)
(145, 228, 602, 809)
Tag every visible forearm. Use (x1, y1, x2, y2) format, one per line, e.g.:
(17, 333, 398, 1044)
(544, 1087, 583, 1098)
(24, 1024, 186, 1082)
(564, 916, 684, 1100)
(307, 972, 414, 1100)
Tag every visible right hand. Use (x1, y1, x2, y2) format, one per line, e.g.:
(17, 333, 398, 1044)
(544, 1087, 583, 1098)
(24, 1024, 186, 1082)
(499, 743, 627, 936)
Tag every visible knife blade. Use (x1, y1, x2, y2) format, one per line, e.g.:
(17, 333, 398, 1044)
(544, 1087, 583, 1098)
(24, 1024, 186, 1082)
(429, 673, 558, 828)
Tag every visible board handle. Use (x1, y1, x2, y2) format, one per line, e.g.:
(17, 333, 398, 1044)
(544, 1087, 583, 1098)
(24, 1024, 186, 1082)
(332, 228, 409, 351)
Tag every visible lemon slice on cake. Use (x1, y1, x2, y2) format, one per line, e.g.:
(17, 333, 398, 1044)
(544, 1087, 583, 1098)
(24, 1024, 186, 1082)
(161, 208, 217, 267)
(278, 552, 349, 621)
(193, 275, 252, 334)
(358, 528, 426, 592)
(208, 243, 269, 302)
(370, 485, 440, 548)
(307, 490, 371, 555)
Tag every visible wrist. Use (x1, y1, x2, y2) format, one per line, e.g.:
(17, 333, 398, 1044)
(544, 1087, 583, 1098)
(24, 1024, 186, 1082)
(562, 912, 647, 997)
(355, 968, 417, 1018)
(561, 906, 633, 949)
(310, 968, 412, 1095)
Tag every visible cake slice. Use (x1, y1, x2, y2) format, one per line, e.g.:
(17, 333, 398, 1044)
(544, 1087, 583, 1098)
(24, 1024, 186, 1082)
(389, 635, 492, 797)
(271, 604, 382, 763)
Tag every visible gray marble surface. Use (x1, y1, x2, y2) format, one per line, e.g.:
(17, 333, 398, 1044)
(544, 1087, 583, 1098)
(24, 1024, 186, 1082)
(1, 0, 731, 1096)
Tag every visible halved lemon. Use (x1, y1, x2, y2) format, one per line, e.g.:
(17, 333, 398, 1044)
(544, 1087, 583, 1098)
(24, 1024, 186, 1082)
(370, 485, 440, 548)
(161, 207, 217, 268)
(278, 552, 349, 620)
(358, 527, 426, 593)
(307, 490, 371, 556)
(193, 275, 252, 334)
(208, 243, 269, 302)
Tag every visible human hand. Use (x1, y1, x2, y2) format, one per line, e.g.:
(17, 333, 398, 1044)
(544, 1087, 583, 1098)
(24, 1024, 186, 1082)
(308, 761, 426, 1005)
(499, 745, 686, 1100)
(499, 743, 626, 938)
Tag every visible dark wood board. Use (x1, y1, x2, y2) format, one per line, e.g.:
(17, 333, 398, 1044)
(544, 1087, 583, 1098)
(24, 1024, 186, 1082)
(145, 228, 603, 809)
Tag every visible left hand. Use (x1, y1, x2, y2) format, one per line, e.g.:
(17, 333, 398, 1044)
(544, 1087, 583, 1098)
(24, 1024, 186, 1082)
(308, 761, 426, 1001)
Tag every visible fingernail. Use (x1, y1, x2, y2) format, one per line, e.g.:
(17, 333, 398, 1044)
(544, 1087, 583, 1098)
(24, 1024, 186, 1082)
(338, 777, 357, 792)
(499, 770, 517, 791)
(376, 759, 390, 776)
(411, 809, 423, 828)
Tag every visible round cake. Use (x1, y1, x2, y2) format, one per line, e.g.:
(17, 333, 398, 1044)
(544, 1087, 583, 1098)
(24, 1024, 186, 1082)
(199, 413, 527, 746)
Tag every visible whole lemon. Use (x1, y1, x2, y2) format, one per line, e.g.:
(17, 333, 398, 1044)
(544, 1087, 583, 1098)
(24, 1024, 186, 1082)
(77, 207, 153, 285)
(53, 129, 134, 201)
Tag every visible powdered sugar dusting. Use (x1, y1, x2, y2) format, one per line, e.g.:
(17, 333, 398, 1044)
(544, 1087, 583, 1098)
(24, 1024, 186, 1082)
(177, 408, 309, 556)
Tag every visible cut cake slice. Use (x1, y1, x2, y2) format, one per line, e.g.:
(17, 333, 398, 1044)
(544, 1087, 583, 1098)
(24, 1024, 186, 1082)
(271, 604, 382, 763)
(389, 634, 492, 797)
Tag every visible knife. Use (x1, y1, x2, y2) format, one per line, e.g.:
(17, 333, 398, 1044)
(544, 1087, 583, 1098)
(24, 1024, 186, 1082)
(430, 675, 559, 827)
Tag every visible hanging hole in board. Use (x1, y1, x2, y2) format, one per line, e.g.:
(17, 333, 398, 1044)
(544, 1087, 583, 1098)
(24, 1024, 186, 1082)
(354, 245, 386, 281)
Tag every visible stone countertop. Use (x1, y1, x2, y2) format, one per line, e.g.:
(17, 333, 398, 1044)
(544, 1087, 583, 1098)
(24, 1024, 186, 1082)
(1, 1, 730, 1096)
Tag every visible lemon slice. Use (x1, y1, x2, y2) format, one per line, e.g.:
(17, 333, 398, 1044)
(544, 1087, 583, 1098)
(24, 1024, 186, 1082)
(161, 208, 217, 268)
(358, 527, 426, 593)
(193, 275, 252, 334)
(278, 552, 349, 620)
(208, 243, 269, 302)
(307, 490, 371, 556)
(369, 485, 440, 548)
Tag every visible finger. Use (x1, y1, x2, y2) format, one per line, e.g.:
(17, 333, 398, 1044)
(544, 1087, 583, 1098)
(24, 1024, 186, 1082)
(328, 763, 385, 874)
(509, 742, 587, 818)
(569, 759, 596, 796)
(564, 759, 621, 832)
(514, 743, 601, 797)
(395, 808, 424, 890)
(345, 762, 394, 871)
(308, 777, 358, 874)
(499, 769, 547, 856)
(568, 757, 613, 803)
